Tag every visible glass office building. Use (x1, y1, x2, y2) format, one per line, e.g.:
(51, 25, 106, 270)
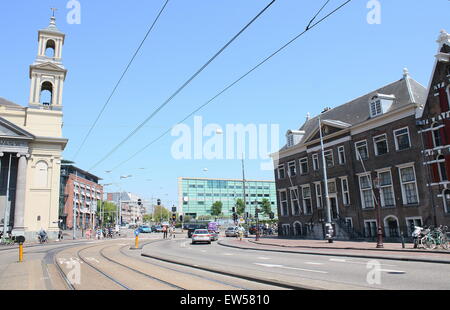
(178, 177, 278, 219)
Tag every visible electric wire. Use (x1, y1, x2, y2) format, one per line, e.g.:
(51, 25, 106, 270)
(88, 0, 277, 171)
(72, 0, 171, 160)
(108, 0, 353, 172)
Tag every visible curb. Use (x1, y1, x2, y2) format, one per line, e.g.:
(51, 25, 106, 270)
(249, 240, 450, 255)
(218, 241, 450, 265)
(140, 251, 315, 290)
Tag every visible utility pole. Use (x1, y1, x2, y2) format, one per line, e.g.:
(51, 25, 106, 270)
(242, 155, 246, 224)
(73, 170, 78, 240)
(2, 154, 12, 240)
(319, 116, 334, 243)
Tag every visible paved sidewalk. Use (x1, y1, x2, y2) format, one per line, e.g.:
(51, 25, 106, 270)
(218, 237, 450, 264)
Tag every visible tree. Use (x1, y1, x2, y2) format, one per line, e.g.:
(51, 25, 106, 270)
(153, 205, 171, 222)
(211, 201, 222, 217)
(97, 201, 118, 226)
(143, 214, 152, 223)
(235, 198, 245, 215)
(261, 198, 272, 217)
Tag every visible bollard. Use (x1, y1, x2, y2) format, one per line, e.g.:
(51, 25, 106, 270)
(401, 232, 405, 249)
(19, 243, 23, 262)
(135, 235, 139, 249)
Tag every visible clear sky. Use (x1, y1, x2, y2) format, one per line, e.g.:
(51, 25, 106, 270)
(0, 0, 449, 207)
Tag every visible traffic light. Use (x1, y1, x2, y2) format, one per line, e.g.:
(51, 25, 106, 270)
(172, 213, 177, 221)
(157, 199, 161, 206)
(179, 215, 184, 222)
(232, 207, 236, 213)
(137, 199, 142, 206)
(233, 213, 238, 222)
(269, 212, 274, 219)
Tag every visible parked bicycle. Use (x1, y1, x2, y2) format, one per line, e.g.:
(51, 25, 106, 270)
(0, 232, 16, 246)
(413, 226, 448, 250)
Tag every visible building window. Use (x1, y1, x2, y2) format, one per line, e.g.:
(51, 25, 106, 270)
(432, 123, 443, 147)
(299, 157, 309, 174)
(35, 161, 48, 188)
(315, 183, 323, 209)
(355, 140, 369, 160)
(288, 161, 297, 177)
(378, 170, 395, 207)
(394, 127, 411, 151)
(399, 166, 419, 205)
(406, 217, 423, 235)
(359, 174, 374, 209)
(324, 150, 334, 168)
(287, 134, 294, 148)
(278, 164, 286, 179)
(327, 180, 336, 194)
(443, 190, 450, 214)
(338, 146, 346, 165)
(280, 190, 288, 216)
(341, 177, 350, 205)
(374, 134, 388, 156)
(302, 186, 312, 215)
(364, 220, 378, 238)
(312, 154, 319, 171)
(437, 155, 448, 181)
(345, 217, 353, 229)
(290, 188, 300, 216)
(370, 100, 382, 117)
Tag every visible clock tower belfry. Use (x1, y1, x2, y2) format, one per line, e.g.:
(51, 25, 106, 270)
(28, 15, 67, 110)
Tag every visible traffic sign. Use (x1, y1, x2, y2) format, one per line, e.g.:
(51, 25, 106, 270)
(134, 229, 140, 236)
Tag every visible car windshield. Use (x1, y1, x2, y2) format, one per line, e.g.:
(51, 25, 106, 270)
(226, 227, 236, 231)
(142, 226, 149, 228)
(194, 230, 209, 234)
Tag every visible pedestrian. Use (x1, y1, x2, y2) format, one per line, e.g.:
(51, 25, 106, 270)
(163, 225, 168, 239)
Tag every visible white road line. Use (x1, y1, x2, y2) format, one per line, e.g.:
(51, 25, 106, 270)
(329, 258, 397, 267)
(223, 253, 233, 256)
(305, 262, 324, 265)
(254, 263, 328, 274)
(257, 257, 271, 260)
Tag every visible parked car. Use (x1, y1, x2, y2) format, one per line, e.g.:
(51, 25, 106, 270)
(187, 224, 208, 238)
(208, 230, 219, 241)
(154, 225, 163, 232)
(225, 226, 238, 237)
(151, 225, 157, 232)
(191, 229, 212, 244)
(138, 225, 151, 233)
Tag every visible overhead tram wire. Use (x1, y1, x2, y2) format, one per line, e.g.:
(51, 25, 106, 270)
(88, 0, 277, 172)
(109, 0, 353, 172)
(72, 0, 171, 161)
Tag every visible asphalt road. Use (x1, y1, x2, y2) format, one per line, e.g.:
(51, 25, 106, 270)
(141, 235, 450, 290)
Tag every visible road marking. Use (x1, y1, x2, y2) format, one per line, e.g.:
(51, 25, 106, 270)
(200, 250, 207, 253)
(330, 258, 346, 262)
(305, 262, 324, 265)
(254, 263, 328, 274)
(329, 258, 397, 267)
(223, 253, 233, 256)
(85, 257, 100, 263)
(257, 257, 271, 260)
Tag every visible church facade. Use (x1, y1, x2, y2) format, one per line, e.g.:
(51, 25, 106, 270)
(0, 16, 68, 241)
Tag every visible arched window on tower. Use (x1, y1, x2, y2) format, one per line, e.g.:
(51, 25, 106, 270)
(437, 155, 448, 182)
(45, 39, 56, 58)
(432, 122, 442, 147)
(40, 82, 53, 106)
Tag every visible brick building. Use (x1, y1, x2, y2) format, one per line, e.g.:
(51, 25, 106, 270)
(273, 69, 431, 240)
(59, 164, 103, 230)
(417, 30, 450, 227)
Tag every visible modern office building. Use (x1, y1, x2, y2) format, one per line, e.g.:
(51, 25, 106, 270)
(178, 177, 278, 219)
(106, 192, 146, 226)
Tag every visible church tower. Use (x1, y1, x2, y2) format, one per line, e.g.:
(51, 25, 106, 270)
(28, 15, 67, 110)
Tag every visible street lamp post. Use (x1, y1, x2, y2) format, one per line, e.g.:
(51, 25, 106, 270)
(372, 178, 384, 248)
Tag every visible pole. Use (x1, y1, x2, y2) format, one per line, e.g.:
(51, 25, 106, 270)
(242, 155, 246, 223)
(73, 171, 77, 240)
(2, 154, 12, 240)
(318, 117, 333, 243)
(19, 243, 23, 262)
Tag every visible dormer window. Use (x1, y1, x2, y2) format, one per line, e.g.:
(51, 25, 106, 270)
(287, 134, 294, 148)
(286, 130, 305, 148)
(369, 94, 395, 118)
(370, 100, 382, 117)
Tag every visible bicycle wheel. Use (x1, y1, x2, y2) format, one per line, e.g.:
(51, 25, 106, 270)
(441, 237, 449, 250)
(424, 237, 436, 250)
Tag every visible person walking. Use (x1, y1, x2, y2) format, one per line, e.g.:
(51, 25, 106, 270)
(163, 225, 168, 239)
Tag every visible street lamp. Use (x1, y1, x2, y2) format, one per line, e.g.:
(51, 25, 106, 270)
(372, 178, 384, 248)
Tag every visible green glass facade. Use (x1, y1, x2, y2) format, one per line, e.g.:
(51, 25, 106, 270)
(178, 177, 278, 219)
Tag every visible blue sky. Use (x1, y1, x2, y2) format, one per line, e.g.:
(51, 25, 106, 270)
(0, 0, 449, 207)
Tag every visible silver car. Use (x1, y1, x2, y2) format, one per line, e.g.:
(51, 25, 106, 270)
(191, 229, 212, 244)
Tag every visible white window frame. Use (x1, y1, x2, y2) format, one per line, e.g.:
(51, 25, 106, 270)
(393, 127, 411, 151)
(287, 161, 297, 177)
(405, 216, 423, 234)
(370, 100, 382, 118)
(299, 157, 309, 174)
(345, 217, 353, 229)
(373, 134, 389, 156)
(279, 189, 289, 217)
(312, 154, 319, 171)
(397, 164, 419, 205)
(443, 189, 450, 214)
(289, 187, 301, 216)
(314, 182, 323, 209)
(278, 164, 286, 179)
(355, 140, 369, 160)
(324, 149, 334, 168)
(340, 177, 350, 206)
(301, 185, 312, 215)
(377, 169, 396, 208)
(431, 122, 443, 148)
(282, 224, 291, 236)
(364, 219, 378, 238)
(358, 173, 374, 209)
(338, 146, 346, 165)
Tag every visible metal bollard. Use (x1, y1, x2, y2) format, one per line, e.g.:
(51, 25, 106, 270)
(400, 232, 405, 249)
(19, 243, 23, 262)
(135, 235, 139, 249)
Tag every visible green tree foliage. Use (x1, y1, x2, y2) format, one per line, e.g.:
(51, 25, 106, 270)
(235, 198, 245, 215)
(143, 214, 152, 223)
(97, 201, 118, 226)
(261, 198, 272, 216)
(211, 201, 223, 216)
(153, 205, 171, 222)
